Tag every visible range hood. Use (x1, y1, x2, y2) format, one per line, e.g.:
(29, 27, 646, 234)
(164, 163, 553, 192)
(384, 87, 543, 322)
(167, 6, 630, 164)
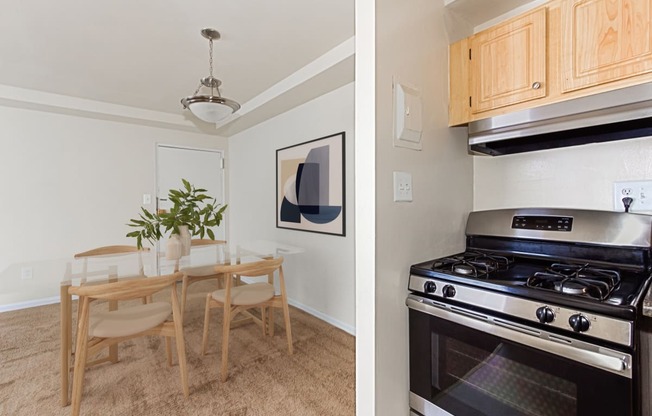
(468, 82, 652, 156)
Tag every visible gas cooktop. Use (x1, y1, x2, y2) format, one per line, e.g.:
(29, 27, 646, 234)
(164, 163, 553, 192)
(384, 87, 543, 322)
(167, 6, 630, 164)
(410, 209, 652, 324)
(411, 251, 647, 310)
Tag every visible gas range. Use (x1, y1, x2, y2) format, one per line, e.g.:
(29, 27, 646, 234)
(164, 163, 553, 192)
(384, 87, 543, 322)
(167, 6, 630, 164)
(408, 208, 652, 347)
(407, 208, 652, 416)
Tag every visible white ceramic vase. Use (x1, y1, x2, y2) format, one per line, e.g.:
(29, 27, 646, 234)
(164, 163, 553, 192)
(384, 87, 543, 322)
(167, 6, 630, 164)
(166, 234, 183, 260)
(179, 225, 191, 256)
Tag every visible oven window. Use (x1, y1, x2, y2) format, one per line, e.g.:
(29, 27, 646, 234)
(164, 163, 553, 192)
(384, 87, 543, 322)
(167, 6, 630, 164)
(409, 309, 633, 416)
(436, 337, 576, 416)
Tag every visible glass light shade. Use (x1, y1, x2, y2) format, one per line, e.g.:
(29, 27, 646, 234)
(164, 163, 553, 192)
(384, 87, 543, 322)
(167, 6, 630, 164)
(182, 95, 241, 123)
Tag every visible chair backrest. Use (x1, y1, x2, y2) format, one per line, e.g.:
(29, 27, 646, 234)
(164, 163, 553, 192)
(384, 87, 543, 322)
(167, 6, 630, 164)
(190, 239, 227, 247)
(69, 272, 183, 301)
(222, 256, 284, 279)
(74, 245, 151, 258)
(74, 245, 150, 277)
(173, 239, 228, 272)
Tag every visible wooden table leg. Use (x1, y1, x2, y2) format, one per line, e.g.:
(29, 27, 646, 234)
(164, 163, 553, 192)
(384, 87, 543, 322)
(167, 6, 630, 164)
(108, 275, 118, 363)
(60, 284, 71, 407)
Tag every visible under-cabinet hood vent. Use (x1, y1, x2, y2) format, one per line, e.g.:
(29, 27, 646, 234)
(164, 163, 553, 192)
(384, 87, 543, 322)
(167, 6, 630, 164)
(468, 82, 652, 156)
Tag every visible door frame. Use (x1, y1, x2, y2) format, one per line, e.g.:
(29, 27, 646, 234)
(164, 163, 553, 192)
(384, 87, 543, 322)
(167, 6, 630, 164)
(155, 143, 227, 272)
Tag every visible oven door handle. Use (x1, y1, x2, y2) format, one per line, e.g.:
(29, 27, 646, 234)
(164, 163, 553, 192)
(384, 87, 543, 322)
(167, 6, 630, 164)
(492, 317, 629, 372)
(406, 295, 632, 378)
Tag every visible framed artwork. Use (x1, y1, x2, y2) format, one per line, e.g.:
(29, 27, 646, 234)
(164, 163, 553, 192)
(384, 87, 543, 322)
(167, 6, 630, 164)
(276, 132, 345, 236)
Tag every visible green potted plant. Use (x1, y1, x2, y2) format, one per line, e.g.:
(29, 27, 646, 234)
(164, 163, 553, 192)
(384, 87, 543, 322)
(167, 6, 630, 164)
(126, 179, 227, 256)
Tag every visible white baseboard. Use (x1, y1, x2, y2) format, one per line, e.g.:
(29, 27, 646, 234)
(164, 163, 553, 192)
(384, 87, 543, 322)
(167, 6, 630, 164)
(231, 277, 356, 335)
(288, 298, 356, 336)
(0, 296, 60, 313)
(0, 294, 357, 336)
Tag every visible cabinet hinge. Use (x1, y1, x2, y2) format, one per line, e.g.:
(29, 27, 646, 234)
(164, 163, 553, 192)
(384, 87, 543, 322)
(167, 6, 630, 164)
(220, 158, 225, 169)
(469, 48, 472, 60)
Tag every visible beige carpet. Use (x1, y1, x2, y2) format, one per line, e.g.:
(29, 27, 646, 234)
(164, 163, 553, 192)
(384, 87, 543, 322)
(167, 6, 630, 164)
(0, 282, 355, 415)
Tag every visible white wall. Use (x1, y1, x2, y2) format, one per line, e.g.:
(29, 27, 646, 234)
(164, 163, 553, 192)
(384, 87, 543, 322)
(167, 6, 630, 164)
(0, 105, 227, 308)
(374, 0, 474, 413)
(474, 136, 652, 210)
(227, 83, 355, 333)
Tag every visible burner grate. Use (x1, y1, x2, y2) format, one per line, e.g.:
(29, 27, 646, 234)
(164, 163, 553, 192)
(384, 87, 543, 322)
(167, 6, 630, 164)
(526, 263, 621, 300)
(432, 251, 512, 278)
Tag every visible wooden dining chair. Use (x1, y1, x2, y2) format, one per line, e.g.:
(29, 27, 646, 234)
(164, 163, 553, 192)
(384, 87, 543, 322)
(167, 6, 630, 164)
(68, 272, 189, 416)
(178, 239, 227, 315)
(200, 256, 292, 382)
(72, 246, 151, 363)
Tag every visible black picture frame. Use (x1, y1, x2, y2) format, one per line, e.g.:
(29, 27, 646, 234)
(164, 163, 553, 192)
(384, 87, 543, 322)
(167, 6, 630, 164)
(276, 132, 345, 236)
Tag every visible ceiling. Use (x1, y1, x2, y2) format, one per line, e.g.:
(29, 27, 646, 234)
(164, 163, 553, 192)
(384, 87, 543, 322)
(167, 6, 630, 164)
(0, 0, 354, 136)
(444, 0, 540, 28)
(1, 1, 543, 137)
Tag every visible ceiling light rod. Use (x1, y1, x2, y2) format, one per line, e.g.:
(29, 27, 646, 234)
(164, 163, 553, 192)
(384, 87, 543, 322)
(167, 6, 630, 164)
(199, 28, 221, 93)
(181, 28, 241, 123)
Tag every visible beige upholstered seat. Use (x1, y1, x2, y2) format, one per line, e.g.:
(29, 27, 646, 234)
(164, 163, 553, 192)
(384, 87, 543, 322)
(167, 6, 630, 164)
(201, 256, 292, 382)
(211, 282, 275, 306)
(89, 302, 172, 338)
(68, 272, 189, 416)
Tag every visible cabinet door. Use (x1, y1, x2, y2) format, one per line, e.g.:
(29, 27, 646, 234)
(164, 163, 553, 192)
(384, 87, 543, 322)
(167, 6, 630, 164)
(561, 0, 652, 92)
(470, 8, 547, 113)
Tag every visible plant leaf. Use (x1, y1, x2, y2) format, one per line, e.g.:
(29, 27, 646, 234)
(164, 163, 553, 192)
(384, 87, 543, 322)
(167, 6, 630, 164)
(182, 179, 191, 192)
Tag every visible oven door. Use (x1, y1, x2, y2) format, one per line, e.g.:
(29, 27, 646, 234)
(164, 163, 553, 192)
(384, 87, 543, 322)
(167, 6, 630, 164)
(406, 294, 634, 416)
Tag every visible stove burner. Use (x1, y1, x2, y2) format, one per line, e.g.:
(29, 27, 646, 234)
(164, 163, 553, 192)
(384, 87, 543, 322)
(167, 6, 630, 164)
(431, 251, 513, 278)
(527, 263, 621, 300)
(453, 264, 475, 275)
(557, 281, 587, 295)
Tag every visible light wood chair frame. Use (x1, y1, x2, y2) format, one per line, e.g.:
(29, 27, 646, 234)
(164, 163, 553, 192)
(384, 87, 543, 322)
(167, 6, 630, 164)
(68, 272, 189, 416)
(177, 239, 227, 318)
(200, 256, 293, 382)
(61, 245, 150, 406)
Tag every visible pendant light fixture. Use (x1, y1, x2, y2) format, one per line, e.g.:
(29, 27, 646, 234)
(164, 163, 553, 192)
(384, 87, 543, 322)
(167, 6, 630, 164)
(181, 28, 240, 123)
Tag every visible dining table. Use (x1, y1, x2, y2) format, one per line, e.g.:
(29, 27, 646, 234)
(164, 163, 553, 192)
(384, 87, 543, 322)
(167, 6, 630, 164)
(59, 240, 303, 406)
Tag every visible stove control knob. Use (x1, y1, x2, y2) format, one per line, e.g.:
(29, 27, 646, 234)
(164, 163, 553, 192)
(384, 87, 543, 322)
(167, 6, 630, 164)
(535, 306, 555, 324)
(569, 314, 590, 333)
(442, 285, 456, 298)
(424, 281, 437, 294)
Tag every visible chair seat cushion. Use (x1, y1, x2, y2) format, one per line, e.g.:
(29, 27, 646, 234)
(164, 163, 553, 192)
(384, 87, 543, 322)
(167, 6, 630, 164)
(212, 283, 275, 306)
(89, 302, 172, 338)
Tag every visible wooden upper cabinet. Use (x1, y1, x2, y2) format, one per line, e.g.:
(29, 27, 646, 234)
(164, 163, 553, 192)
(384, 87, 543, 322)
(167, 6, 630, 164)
(561, 0, 652, 92)
(470, 8, 548, 113)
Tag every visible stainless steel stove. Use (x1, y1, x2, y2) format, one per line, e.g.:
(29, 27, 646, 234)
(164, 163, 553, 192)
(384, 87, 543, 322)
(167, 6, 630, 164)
(407, 208, 652, 416)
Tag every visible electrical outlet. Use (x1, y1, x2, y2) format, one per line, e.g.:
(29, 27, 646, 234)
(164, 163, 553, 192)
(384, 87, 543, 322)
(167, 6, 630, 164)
(393, 171, 413, 202)
(21, 267, 33, 279)
(614, 181, 652, 212)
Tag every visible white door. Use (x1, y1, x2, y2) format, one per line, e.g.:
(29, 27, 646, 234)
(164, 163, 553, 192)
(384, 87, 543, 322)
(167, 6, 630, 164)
(156, 145, 226, 260)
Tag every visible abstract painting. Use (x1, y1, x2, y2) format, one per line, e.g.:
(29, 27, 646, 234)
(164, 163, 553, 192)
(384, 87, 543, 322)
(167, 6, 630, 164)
(276, 132, 345, 236)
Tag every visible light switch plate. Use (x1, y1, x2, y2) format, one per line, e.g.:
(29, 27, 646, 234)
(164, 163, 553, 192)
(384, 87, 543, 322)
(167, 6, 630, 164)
(393, 171, 413, 202)
(393, 81, 422, 150)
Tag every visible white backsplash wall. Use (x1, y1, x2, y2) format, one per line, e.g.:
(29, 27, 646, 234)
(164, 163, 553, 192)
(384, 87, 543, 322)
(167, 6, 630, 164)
(474, 136, 652, 211)
(227, 83, 355, 334)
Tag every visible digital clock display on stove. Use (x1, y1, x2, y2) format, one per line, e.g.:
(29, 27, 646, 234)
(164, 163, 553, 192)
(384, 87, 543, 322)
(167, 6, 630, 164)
(511, 215, 573, 232)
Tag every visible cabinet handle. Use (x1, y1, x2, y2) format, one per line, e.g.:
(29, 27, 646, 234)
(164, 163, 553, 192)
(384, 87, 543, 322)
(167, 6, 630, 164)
(532, 81, 542, 90)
